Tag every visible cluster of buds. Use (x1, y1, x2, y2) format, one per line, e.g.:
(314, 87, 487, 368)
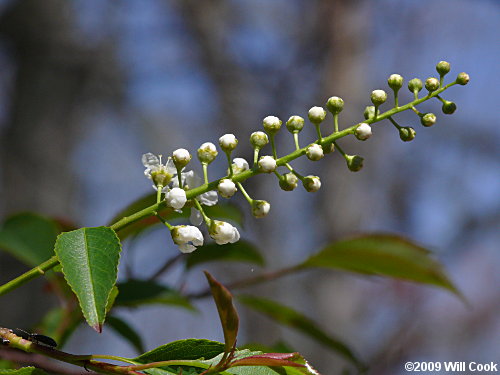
(142, 61, 468, 253)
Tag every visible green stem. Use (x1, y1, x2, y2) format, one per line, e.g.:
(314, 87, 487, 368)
(236, 182, 253, 205)
(293, 132, 300, 150)
(388, 116, 402, 129)
(193, 199, 211, 226)
(286, 163, 304, 180)
(315, 124, 322, 142)
(253, 148, 260, 165)
(225, 151, 234, 177)
(269, 134, 278, 159)
(394, 89, 400, 107)
(156, 186, 163, 204)
(202, 162, 209, 184)
(0, 81, 458, 296)
(176, 167, 183, 187)
(334, 113, 339, 133)
(0, 256, 59, 296)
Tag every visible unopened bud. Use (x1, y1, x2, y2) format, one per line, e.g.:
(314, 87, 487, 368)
(197, 142, 218, 164)
(388, 74, 404, 91)
(408, 78, 423, 93)
(252, 200, 270, 218)
(219, 134, 238, 152)
(420, 113, 437, 127)
(425, 77, 440, 92)
(441, 101, 457, 115)
(263, 116, 282, 134)
(232, 158, 249, 174)
(363, 106, 377, 120)
(303, 175, 321, 192)
(346, 154, 364, 172)
(308, 106, 327, 124)
(306, 144, 324, 161)
(279, 172, 298, 191)
(326, 96, 344, 114)
(323, 142, 335, 154)
(172, 148, 191, 169)
(436, 61, 451, 76)
(456, 72, 469, 85)
(250, 131, 269, 149)
(258, 155, 277, 173)
(286, 116, 305, 133)
(399, 127, 416, 142)
(370, 89, 387, 106)
(218, 179, 237, 198)
(355, 123, 372, 141)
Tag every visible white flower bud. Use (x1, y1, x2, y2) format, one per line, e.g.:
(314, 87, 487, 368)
(262, 115, 282, 134)
(258, 155, 277, 173)
(306, 144, 324, 161)
(232, 158, 249, 174)
(286, 115, 304, 133)
(388, 74, 404, 91)
(308, 106, 327, 124)
(326, 97, 344, 114)
(250, 131, 269, 149)
(209, 220, 240, 245)
(166, 187, 187, 210)
(279, 172, 298, 191)
(218, 179, 237, 198)
(303, 175, 321, 192)
(172, 148, 191, 168)
(355, 123, 372, 141)
(171, 225, 204, 253)
(219, 134, 238, 152)
(252, 200, 270, 218)
(197, 142, 218, 164)
(371, 89, 387, 106)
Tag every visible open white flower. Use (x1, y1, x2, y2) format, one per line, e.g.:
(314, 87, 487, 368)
(218, 179, 237, 198)
(166, 187, 187, 210)
(142, 153, 176, 190)
(178, 170, 218, 206)
(171, 225, 204, 253)
(209, 220, 240, 245)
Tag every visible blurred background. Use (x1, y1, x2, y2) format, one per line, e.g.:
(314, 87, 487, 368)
(0, 0, 498, 374)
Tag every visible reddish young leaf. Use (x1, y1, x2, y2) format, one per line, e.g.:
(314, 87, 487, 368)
(230, 352, 306, 367)
(204, 271, 239, 356)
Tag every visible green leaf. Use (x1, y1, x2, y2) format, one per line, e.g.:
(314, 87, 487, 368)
(0, 367, 49, 375)
(115, 280, 195, 311)
(134, 339, 224, 363)
(302, 233, 459, 294)
(0, 213, 59, 266)
(237, 295, 364, 371)
(54, 227, 122, 332)
(203, 350, 320, 375)
(204, 271, 239, 355)
(108, 192, 244, 240)
(240, 341, 295, 354)
(186, 240, 264, 269)
(107, 315, 145, 353)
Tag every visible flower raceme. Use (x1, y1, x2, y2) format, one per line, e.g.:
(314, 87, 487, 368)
(141, 61, 468, 253)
